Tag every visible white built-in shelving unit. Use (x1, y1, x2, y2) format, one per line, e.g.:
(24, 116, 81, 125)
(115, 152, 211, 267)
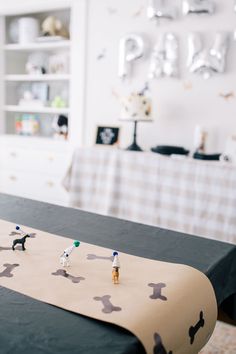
(0, 0, 87, 206)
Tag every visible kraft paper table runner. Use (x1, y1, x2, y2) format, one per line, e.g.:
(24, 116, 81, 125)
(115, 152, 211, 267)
(0, 219, 217, 354)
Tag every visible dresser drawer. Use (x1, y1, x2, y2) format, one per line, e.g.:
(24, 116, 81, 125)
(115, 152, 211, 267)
(0, 169, 69, 206)
(0, 147, 71, 176)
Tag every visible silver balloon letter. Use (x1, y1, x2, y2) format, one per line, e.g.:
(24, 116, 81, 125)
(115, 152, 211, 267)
(147, 0, 177, 22)
(149, 33, 179, 79)
(187, 32, 229, 79)
(118, 34, 144, 80)
(182, 0, 215, 15)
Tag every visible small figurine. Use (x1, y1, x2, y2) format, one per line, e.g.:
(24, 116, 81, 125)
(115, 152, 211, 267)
(12, 226, 31, 251)
(41, 16, 70, 39)
(52, 114, 68, 140)
(60, 240, 80, 267)
(112, 251, 120, 284)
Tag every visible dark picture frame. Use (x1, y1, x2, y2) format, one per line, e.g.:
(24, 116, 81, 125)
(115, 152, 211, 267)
(95, 126, 120, 146)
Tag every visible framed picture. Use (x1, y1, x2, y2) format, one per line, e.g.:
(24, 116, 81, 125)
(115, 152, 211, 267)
(95, 126, 120, 146)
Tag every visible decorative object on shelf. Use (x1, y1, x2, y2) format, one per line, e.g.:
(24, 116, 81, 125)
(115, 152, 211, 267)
(52, 114, 68, 140)
(18, 83, 49, 107)
(51, 96, 67, 109)
(25, 52, 48, 75)
(15, 114, 39, 136)
(48, 52, 69, 74)
(120, 91, 152, 151)
(18, 17, 40, 44)
(193, 125, 207, 153)
(148, 33, 179, 79)
(187, 32, 229, 79)
(151, 145, 189, 156)
(8, 19, 19, 43)
(147, 0, 178, 22)
(182, 0, 215, 16)
(18, 90, 42, 107)
(41, 16, 69, 40)
(118, 34, 145, 80)
(95, 127, 120, 146)
(32, 83, 49, 103)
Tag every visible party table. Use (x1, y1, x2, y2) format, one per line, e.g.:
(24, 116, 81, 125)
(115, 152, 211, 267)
(64, 147, 236, 244)
(0, 193, 235, 354)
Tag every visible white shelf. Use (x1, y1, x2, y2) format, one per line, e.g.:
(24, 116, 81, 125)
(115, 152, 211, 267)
(4, 105, 70, 114)
(4, 40, 70, 51)
(5, 74, 70, 81)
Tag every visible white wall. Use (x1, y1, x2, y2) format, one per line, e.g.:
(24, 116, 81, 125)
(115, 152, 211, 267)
(85, 0, 236, 153)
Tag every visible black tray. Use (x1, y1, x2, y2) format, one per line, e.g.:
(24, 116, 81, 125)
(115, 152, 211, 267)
(151, 145, 189, 156)
(193, 152, 221, 161)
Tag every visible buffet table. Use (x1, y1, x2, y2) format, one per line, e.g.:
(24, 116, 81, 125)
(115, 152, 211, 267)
(0, 194, 235, 354)
(64, 147, 236, 244)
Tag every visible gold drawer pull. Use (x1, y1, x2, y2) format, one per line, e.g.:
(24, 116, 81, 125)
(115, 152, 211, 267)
(9, 175, 17, 181)
(46, 181, 54, 188)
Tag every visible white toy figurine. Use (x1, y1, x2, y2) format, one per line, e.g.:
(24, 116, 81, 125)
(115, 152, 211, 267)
(112, 251, 120, 284)
(60, 240, 80, 267)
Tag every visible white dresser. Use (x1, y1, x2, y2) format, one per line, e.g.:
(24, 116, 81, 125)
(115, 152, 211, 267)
(0, 136, 72, 206)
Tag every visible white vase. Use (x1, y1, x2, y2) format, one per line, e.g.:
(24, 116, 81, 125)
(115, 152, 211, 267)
(18, 17, 39, 44)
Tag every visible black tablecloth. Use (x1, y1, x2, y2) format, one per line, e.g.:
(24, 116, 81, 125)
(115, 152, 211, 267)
(0, 194, 235, 354)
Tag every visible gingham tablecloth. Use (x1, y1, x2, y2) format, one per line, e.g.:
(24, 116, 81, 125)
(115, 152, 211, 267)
(63, 147, 236, 244)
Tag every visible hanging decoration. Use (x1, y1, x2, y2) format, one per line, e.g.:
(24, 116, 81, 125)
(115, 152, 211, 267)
(219, 92, 235, 100)
(133, 6, 144, 17)
(187, 32, 229, 79)
(118, 34, 145, 79)
(148, 33, 179, 79)
(182, 0, 215, 16)
(147, 0, 177, 22)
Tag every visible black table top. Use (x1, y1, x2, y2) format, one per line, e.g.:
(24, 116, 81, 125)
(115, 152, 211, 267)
(0, 193, 235, 354)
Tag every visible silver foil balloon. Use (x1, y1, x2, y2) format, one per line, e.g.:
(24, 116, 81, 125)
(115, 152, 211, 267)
(182, 0, 215, 15)
(148, 33, 179, 79)
(147, 0, 177, 22)
(118, 34, 144, 79)
(187, 32, 229, 79)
